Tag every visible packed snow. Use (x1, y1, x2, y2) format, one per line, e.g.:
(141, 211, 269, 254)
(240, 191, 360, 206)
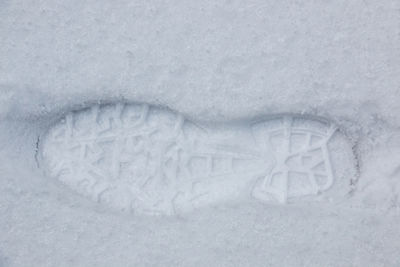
(0, 0, 400, 266)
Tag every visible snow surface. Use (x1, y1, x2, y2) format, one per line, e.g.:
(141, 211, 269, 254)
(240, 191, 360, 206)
(1, 0, 400, 266)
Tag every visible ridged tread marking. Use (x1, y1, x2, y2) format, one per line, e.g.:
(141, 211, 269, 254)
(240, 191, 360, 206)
(41, 103, 346, 215)
(251, 116, 337, 203)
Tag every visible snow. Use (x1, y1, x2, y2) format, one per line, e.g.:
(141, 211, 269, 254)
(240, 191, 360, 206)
(1, 0, 400, 266)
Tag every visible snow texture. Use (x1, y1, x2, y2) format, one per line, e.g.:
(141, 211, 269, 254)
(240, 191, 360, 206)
(1, 0, 400, 266)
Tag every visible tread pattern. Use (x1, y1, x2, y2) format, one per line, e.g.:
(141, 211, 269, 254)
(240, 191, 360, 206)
(251, 116, 337, 203)
(41, 103, 343, 215)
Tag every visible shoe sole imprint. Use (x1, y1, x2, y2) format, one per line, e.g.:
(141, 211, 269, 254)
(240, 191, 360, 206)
(40, 103, 353, 215)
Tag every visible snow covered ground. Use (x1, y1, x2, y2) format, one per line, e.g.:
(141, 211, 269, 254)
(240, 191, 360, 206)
(1, 0, 400, 266)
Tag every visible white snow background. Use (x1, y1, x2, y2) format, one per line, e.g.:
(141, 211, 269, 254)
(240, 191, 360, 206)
(0, 0, 400, 266)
